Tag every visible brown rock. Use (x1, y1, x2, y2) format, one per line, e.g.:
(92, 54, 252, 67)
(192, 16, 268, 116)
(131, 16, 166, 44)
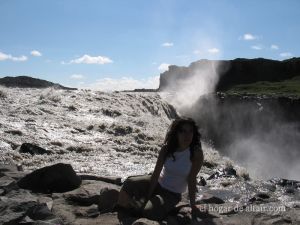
(63, 180, 120, 206)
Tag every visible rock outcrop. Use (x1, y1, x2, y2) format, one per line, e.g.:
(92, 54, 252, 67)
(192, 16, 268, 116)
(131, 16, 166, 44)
(158, 57, 300, 91)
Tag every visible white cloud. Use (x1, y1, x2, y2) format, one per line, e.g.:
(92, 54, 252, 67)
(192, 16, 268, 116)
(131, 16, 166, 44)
(208, 48, 220, 54)
(158, 63, 170, 72)
(30, 50, 42, 57)
(80, 76, 160, 92)
(193, 50, 201, 55)
(251, 45, 263, 50)
(12, 56, 27, 61)
(242, 33, 258, 40)
(0, 52, 27, 62)
(162, 42, 174, 47)
(68, 54, 113, 64)
(271, 45, 279, 50)
(280, 52, 293, 58)
(70, 74, 85, 80)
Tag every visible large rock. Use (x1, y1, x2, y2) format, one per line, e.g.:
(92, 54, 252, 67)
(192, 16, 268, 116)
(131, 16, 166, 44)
(62, 180, 120, 206)
(17, 163, 81, 193)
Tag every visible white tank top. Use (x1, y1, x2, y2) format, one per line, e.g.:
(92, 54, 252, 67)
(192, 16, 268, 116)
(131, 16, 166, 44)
(158, 147, 192, 193)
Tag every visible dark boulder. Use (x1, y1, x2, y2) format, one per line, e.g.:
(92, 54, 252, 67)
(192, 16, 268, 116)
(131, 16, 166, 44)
(17, 163, 81, 193)
(19, 143, 49, 155)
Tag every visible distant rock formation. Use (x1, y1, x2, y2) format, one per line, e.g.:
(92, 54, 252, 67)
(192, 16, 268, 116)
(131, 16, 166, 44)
(158, 57, 300, 91)
(0, 76, 77, 90)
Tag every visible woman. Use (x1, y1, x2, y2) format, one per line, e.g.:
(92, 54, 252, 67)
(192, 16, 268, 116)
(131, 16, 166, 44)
(116, 117, 204, 221)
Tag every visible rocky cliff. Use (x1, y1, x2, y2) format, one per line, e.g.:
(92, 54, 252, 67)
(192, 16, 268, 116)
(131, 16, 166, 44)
(159, 57, 300, 91)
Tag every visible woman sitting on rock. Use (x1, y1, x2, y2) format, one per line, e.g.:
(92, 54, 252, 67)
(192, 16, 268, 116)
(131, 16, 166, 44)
(116, 117, 204, 221)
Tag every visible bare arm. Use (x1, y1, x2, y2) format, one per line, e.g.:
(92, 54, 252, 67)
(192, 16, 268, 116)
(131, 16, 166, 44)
(146, 146, 167, 199)
(187, 146, 204, 209)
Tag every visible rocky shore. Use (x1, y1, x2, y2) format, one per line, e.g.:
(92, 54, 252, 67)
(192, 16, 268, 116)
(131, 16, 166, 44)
(1, 162, 299, 225)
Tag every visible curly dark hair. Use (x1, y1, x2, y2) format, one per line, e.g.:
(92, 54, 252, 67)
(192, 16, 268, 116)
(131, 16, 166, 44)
(163, 117, 202, 161)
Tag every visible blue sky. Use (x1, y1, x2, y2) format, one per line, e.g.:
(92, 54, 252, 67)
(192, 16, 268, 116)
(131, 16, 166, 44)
(1, 0, 299, 90)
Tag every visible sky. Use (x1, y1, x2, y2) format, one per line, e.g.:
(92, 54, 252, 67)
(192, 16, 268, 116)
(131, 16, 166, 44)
(0, 0, 300, 91)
